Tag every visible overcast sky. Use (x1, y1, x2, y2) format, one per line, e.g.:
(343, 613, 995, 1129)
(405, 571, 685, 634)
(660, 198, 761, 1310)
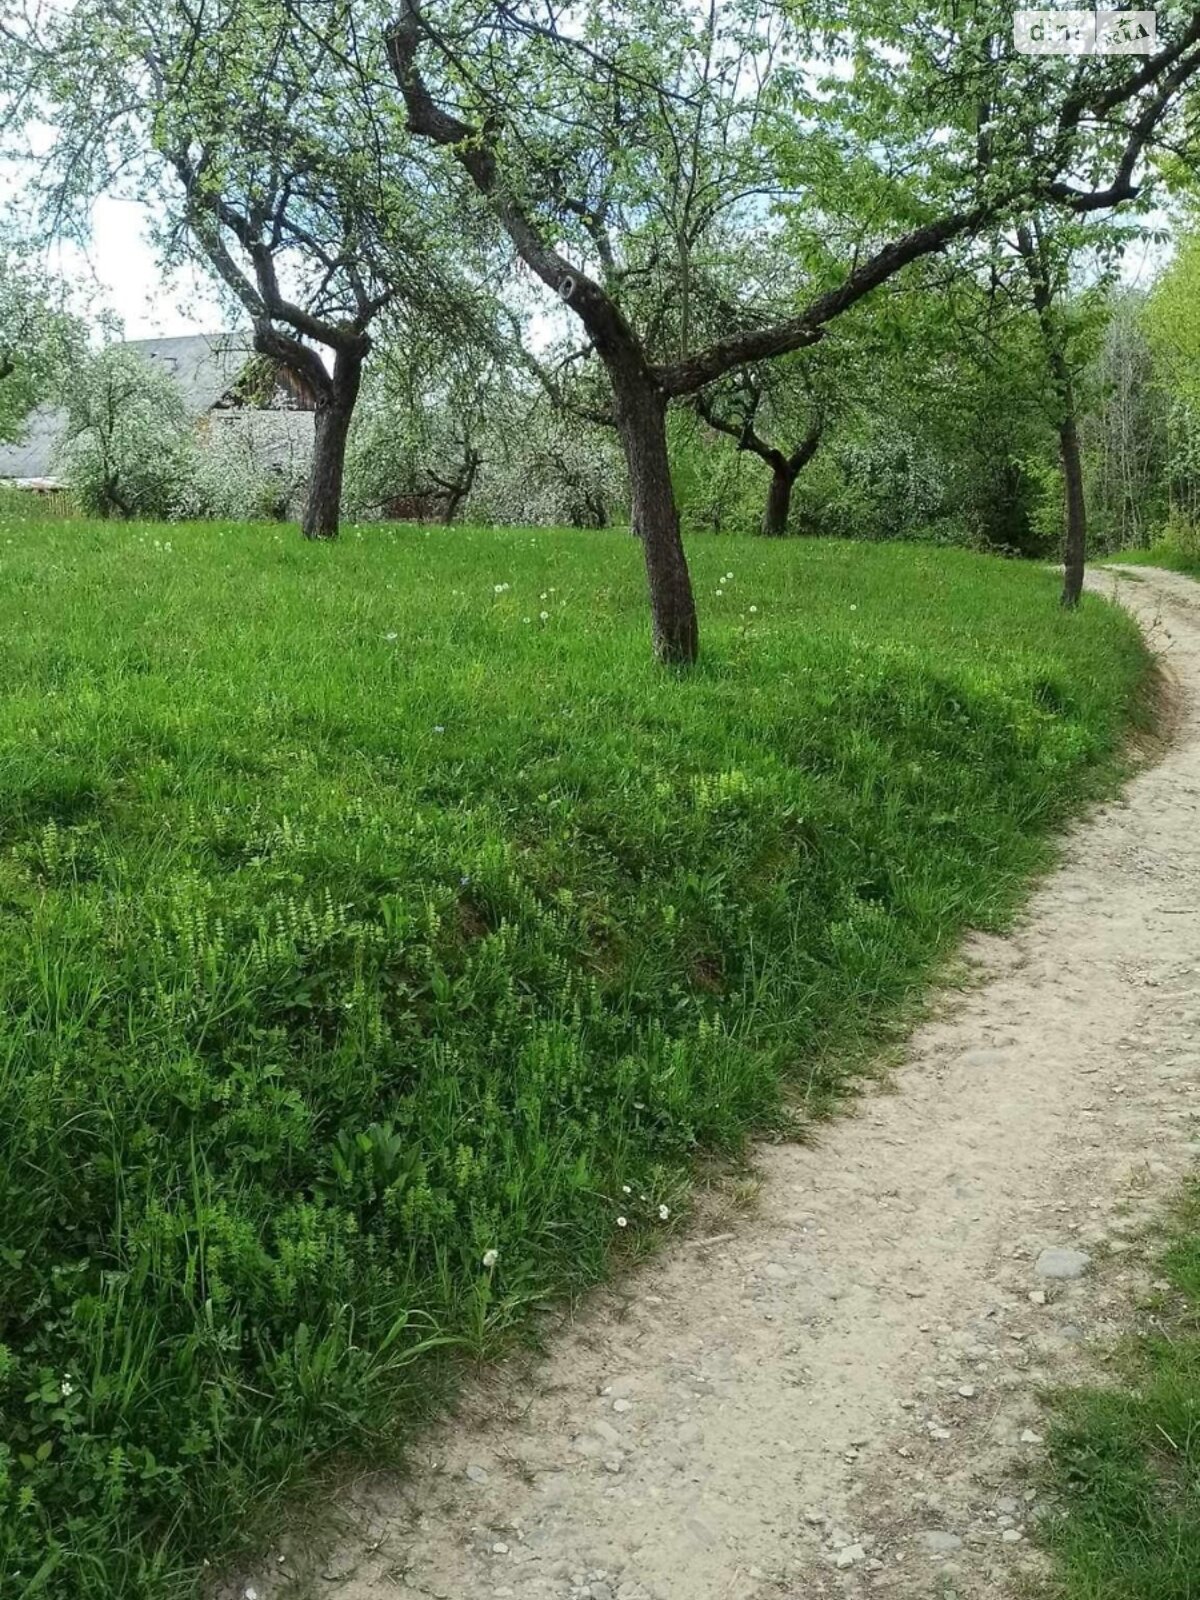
(60, 197, 226, 338)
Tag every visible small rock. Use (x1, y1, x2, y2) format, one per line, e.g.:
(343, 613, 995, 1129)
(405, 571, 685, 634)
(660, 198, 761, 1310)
(492, 1541, 510, 1555)
(836, 1544, 866, 1568)
(1035, 1248, 1091, 1281)
(1001, 1529, 1023, 1543)
(1029, 1290, 1047, 1306)
(1020, 1429, 1044, 1444)
(612, 1399, 633, 1414)
(996, 1497, 1019, 1515)
(957, 1385, 976, 1398)
(465, 1464, 489, 1484)
(916, 1530, 963, 1555)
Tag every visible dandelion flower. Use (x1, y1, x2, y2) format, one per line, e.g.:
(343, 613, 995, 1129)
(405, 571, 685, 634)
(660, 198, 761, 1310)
(616, 1215, 628, 1228)
(622, 1184, 631, 1194)
(384, 631, 398, 641)
(540, 610, 549, 621)
(482, 1248, 499, 1269)
(850, 603, 857, 611)
(749, 605, 758, 614)
(658, 1204, 670, 1221)
(433, 725, 445, 734)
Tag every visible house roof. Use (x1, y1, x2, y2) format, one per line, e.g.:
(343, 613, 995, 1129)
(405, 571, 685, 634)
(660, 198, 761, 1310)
(0, 332, 272, 482)
(0, 406, 68, 481)
(125, 332, 261, 415)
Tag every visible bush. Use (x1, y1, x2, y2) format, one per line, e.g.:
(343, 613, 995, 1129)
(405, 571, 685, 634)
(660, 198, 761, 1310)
(59, 348, 198, 520)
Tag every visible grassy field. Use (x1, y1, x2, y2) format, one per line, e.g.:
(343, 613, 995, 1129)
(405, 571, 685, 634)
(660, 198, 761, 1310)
(1108, 542, 1200, 577)
(0, 517, 1149, 1597)
(1043, 1184, 1200, 1599)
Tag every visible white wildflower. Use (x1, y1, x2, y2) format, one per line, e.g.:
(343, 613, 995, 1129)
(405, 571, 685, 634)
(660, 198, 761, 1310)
(433, 725, 445, 734)
(482, 1248, 499, 1269)
(616, 1216, 628, 1228)
(749, 605, 758, 614)
(540, 610, 549, 621)
(60, 1375, 74, 1398)
(658, 1204, 670, 1221)
(384, 631, 398, 641)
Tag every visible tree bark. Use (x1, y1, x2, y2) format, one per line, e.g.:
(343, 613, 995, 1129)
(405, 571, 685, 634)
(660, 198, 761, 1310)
(1017, 222, 1087, 609)
(302, 350, 362, 541)
(762, 462, 794, 536)
(612, 372, 698, 665)
(1058, 397, 1087, 609)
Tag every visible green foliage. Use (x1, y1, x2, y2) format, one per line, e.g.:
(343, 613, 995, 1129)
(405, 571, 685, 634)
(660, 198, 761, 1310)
(0, 516, 1147, 1596)
(59, 348, 196, 519)
(1041, 1183, 1200, 1599)
(0, 246, 85, 445)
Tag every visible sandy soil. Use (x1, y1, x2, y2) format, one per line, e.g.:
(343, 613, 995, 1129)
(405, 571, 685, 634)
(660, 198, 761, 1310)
(235, 563, 1200, 1600)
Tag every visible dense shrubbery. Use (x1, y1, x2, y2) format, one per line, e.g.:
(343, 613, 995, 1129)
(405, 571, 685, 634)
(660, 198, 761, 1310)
(0, 518, 1147, 1597)
(59, 349, 304, 525)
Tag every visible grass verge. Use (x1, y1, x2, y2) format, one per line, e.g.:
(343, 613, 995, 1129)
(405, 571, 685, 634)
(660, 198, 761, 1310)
(0, 518, 1150, 1597)
(1108, 545, 1200, 577)
(1041, 1185, 1200, 1598)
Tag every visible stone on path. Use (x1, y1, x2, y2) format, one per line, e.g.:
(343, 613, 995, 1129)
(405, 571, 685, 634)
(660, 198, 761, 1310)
(1034, 1247, 1092, 1280)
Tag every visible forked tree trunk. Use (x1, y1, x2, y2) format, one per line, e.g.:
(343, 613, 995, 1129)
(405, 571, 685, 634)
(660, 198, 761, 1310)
(303, 351, 363, 541)
(1058, 401, 1086, 609)
(612, 372, 699, 665)
(762, 462, 794, 537)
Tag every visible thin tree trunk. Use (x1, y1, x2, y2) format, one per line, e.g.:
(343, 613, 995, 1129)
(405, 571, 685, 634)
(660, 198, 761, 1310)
(762, 462, 793, 536)
(612, 372, 699, 665)
(1017, 221, 1087, 608)
(303, 351, 362, 541)
(1058, 395, 1086, 608)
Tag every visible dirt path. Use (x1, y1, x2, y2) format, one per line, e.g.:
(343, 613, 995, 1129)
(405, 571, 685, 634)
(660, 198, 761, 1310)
(244, 564, 1200, 1600)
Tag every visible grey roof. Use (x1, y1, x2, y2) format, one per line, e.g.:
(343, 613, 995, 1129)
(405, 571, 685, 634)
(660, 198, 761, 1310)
(0, 332, 261, 482)
(0, 406, 68, 481)
(124, 331, 259, 415)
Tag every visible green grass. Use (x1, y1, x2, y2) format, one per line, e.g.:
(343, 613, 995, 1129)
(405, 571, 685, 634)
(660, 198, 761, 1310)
(1108, 543, 1200, 576)
(0, 517, 1149, 1597)
(1041, 1186, 1200, 1599)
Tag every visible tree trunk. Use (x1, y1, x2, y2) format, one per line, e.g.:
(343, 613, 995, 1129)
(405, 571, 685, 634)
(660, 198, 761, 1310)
(761, 462, 793, 536)
(612, 372, 699, 665)
(1058, 399, 1086, 609)
(302, 351, 362, 541)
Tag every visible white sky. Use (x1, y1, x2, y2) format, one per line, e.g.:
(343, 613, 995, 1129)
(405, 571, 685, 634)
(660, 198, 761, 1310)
(60, 196, 226, 338)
